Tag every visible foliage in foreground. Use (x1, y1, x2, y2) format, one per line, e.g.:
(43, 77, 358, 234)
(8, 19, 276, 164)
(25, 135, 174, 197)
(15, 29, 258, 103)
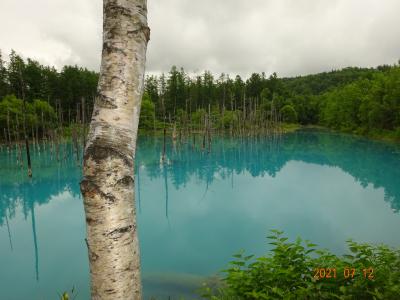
(58, 286, 78, 300)
(200, 230, 400, 300)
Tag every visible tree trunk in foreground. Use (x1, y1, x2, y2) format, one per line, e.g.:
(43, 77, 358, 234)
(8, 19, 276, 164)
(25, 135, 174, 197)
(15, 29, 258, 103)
(80, 0, 150, 299)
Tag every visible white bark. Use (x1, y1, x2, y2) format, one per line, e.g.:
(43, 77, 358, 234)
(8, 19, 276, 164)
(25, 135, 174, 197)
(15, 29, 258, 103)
(80, 0, 150, 299)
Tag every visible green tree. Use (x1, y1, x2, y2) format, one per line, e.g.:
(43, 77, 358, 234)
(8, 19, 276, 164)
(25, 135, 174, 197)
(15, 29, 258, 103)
(0, 50, 9, 98)
(139, 93, 156, 130)
(280, 104, 298, 123)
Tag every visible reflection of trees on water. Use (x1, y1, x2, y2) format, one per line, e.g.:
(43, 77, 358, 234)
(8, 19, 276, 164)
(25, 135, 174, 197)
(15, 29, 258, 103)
(30, 201, 39, 281)
(0, 144, 82, 281)
(1, 131, 400, 226)
(163, 163, 169, 219)
(5, 211, 13, 250)
(0, 144, 82, 226)
(1, 130, 400, 259)
(136, 130, 400, 213)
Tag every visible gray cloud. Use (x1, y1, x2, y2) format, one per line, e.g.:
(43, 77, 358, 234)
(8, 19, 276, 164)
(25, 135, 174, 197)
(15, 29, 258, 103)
(0, 0, 399, 78)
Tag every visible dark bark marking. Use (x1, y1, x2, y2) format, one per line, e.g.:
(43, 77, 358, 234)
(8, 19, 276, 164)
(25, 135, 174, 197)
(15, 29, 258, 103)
(93, 108, 100, 117)
(80, 179, 117, 205)
(127, 25, 150, 42)
(102, 42, 127, 57)
(110, 75, 126, 85)
(97, 94, 118, 109)
(84, 144, 133, 168)
(104, 192, 116, 204)
(105, 1, 133, 18)
(116, 175, 134, 187)
(85, 238, 99, 262)
(106, 225, 135, 240)
(86, 216, 95, 225)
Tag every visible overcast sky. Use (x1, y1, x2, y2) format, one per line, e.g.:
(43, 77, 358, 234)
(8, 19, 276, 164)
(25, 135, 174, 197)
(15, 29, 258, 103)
(0, 0, 399, 78)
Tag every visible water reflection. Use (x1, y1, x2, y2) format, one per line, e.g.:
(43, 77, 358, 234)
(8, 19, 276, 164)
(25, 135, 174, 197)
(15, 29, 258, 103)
(0, 130, 400, 299)
(135, 130, 400, 213)
(2, 130, 400, 246)
(0, 143, 82, 226)
(4, 210, 13, 251)
(31, 200, 39, 281)
(0, 143, 82, 297)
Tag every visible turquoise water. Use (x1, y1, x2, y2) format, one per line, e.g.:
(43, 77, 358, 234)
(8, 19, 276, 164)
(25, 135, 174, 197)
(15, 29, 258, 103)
(1, 130, 400, 299)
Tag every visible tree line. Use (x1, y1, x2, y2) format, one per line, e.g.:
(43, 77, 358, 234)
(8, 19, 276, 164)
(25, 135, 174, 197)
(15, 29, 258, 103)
(1, 49, 399, 139)
(0, 49, 97, 141)
(142, 63, 400, 138)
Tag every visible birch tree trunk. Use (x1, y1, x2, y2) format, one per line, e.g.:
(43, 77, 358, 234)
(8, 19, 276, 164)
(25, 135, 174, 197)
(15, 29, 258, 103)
(80, 0, 150, 299)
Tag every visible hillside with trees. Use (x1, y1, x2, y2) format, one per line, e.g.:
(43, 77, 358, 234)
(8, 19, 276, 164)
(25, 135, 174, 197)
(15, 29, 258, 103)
(0, 49, 399, 141)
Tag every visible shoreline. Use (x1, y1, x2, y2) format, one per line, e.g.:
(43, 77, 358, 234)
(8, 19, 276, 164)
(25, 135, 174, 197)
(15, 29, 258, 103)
(296, 125, 400, 144)
(1, 123, 399, 146)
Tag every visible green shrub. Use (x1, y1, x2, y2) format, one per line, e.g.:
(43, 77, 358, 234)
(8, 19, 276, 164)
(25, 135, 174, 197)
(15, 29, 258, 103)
(221, 110, 239, 129)
(394, 127, 400, 141)
(191, 109, 207, 125)
(200, 230, 400, 299)
(280, 105, 298, 123)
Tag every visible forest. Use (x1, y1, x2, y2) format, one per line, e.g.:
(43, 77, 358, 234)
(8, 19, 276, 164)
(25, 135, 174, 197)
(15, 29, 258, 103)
(0, 49, 399, 141)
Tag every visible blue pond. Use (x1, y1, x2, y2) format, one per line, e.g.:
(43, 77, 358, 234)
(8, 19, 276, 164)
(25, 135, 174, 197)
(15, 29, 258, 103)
(1, 129, 400, 299)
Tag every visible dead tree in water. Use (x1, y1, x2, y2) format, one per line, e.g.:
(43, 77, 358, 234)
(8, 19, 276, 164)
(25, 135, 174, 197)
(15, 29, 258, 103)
(13, 120, 23, 166)
(162, 117, 166, 162)
(41, 110, 45, 140)
(3, 128, 7, 149)
(19, 64, 32, 177)
(7, 108, 11, 151)
(202, 113, 207, 150)
(71, 126, 79, 163)
(207, 104, 212, 153)
(81, 97, 86, 150)
(172, 122, 177, 141)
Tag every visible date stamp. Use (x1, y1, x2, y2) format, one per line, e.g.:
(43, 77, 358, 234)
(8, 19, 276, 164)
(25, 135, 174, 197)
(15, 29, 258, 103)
(313, 267, 374, 280)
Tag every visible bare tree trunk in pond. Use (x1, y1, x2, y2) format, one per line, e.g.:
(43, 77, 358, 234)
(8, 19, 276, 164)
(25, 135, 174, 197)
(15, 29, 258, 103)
(82, 97, 86, 150)
(3, 128, 7, 148)
(41, 110, 45, 140)
(80, 0, 150, 299)
(207, 104, 212, 153)
(162, 124, 166, 162)
(7, 108, 11, 150)
(19, 66, 32, 177)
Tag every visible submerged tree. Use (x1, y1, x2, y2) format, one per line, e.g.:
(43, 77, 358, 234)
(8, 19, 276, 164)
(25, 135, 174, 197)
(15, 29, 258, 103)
(80, 0, 150, 299)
